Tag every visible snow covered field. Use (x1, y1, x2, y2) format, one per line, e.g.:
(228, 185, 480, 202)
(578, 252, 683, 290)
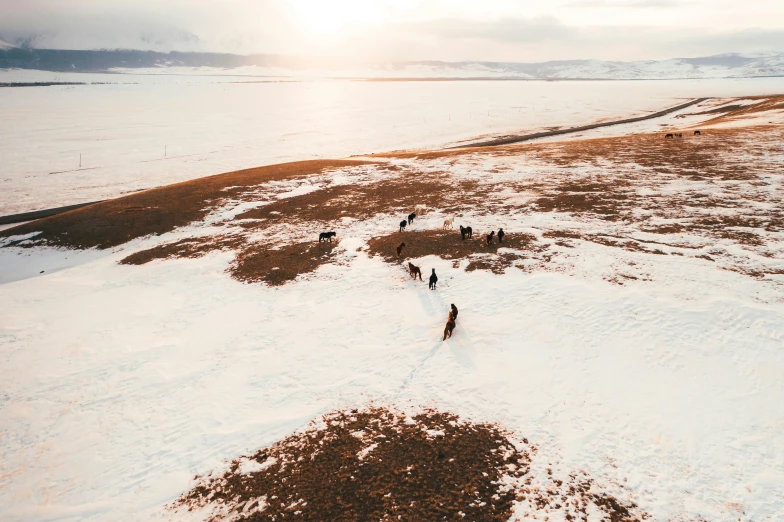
(1, 73, 784, 215)
(1, 94, 783, 521)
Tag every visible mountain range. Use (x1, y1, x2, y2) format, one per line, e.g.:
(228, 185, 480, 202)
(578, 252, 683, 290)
(1, 43, 783, 80)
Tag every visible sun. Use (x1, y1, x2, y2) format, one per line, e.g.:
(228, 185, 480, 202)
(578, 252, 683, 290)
(289, 0, 384, 34)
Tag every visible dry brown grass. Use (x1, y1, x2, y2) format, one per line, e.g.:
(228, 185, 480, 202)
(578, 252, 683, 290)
(0, 159, 374, 250)
(235, 175, 484, 228)
(120, 235, 245, 265)
(367, 229, 548, 274)
(106, 122, 784, 282)
(174, 407, 531, 521)
(5, 109, 780, 282)
(229, 240, 340, 286)
(173, 406, 648, 522)
(698, 95, 784, 126)
(120, 234, 340, 287)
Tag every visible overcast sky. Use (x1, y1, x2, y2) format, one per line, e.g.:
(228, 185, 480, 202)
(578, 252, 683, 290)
(1, 0, 783, 61)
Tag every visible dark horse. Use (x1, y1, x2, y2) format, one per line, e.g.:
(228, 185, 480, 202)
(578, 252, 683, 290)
(319, 232, 336, 242)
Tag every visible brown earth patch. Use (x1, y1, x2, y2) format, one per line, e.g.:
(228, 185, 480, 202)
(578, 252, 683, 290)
(698, 95, 784, 126)
(542, 230, 584, 240)
(533, 182, 631, 222)
(676, 104, 745, 118)
(0, 159, 374, 250)
(120, 235, 245, 265)
(120, 233, 341, 287)
(235, 175, 484, 229)
(367, 229, 547, 274)
(229, 240, 340, 286)
(172, 407, 650, 522)
(173, 407, 531, 521)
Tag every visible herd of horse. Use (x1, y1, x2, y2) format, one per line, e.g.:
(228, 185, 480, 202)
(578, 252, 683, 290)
(666, 130, 702, 139)
(318, 207, 507, 341)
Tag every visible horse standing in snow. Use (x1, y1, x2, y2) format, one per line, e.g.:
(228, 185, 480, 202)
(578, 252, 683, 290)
(408, 262, 422, 280)
(319, 231, 336, 242)
(407, 213, 416, 225)
(429, 269, 438, 290)
(443, 311, 456, 341)
(460, 225, 473, 240)
(399, 220, 407, 232)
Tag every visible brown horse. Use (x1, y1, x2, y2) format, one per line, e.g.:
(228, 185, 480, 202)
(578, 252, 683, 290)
(443, 312, 456, 341)
(408, 262, 422, 280)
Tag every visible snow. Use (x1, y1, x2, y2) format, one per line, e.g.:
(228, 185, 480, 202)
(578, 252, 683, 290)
(356, 443, 378, 461)
(2, 74, 784, 215)
(0, 239, 782, 521)
(1, 151, 783, 520)
(2, 78, 784, 521)
(237, 457, 276, 475)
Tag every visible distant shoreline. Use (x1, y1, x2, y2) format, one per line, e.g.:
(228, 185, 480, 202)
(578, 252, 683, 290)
(458, 97, 708, 147)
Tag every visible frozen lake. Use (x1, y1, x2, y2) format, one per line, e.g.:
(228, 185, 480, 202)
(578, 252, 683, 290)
(1, 73, 783, 214)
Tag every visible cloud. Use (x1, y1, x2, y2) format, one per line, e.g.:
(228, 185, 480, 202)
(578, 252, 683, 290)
(0, 0, 782, 61)
(378, 17, 784, 61)
(417, 16, 574, 44)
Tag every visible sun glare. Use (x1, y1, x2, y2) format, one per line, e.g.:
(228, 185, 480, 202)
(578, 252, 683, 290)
(289, 0, 384, 34)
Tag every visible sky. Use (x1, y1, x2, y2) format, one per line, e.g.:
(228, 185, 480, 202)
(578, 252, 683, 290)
(1, 0, 783, 62)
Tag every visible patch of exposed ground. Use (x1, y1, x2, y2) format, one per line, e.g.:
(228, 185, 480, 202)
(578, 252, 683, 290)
(697, 95, 784, 126)
(367, 229, 549, 275)
(229, 240, 340, 286)
(234, 176, 484, 228)
(0, 160, 374, 250)
(120, 234, 341, 286)
(6, 108, 782, 284)
(120, 235, 246, 265)
(172, 407, 648, 522)
(87, 123, 784, 282)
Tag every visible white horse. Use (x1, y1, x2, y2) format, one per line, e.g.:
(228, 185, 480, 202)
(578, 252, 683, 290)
(415, 205, 428, 216)
(443, 216, 455, 230)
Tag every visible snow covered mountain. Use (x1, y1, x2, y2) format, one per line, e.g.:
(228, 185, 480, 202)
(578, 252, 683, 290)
(361, 53, 784, 79)
(1, 47, 783, 79)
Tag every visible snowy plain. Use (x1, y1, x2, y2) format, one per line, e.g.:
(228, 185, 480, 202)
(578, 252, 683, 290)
(1, 72, 784, 215)
(1, 82, 783, 521)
